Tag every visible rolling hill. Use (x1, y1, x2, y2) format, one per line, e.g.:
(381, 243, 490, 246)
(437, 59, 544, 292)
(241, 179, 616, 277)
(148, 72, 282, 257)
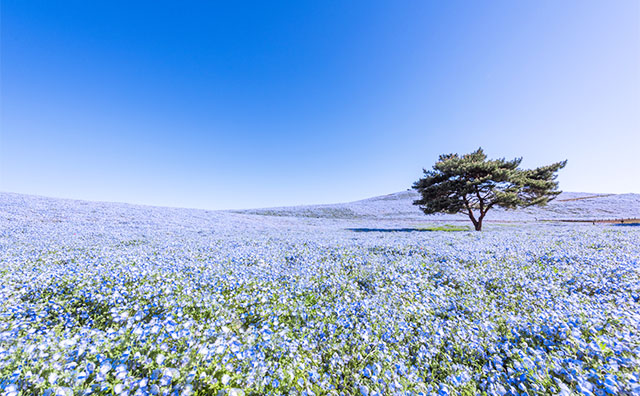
(1, 191, 638, 227)
(238, 190, 640, 222)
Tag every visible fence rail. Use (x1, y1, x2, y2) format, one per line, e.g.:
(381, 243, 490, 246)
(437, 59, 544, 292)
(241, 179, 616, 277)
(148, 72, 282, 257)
(550, 218, 640, 224)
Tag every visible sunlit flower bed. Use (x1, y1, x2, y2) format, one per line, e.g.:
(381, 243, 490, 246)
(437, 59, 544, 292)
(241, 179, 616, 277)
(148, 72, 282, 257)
(1, 195, 639, 395)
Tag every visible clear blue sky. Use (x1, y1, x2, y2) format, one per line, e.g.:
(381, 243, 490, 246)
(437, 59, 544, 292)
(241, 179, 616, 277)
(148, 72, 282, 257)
(1, 1, 639, 209)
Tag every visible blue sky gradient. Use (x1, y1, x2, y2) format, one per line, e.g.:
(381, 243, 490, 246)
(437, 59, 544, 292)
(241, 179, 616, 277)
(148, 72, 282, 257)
(2, 1, 639, 209)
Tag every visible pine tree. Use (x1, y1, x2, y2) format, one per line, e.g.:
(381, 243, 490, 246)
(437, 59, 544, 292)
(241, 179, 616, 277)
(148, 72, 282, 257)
(412, 148, 567, 231)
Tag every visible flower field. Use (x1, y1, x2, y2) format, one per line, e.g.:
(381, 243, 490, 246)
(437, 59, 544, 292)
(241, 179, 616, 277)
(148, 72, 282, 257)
(1, 194, 639, 395)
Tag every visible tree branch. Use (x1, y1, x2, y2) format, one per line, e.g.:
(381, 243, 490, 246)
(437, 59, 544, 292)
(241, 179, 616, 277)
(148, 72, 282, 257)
(462, 195, 478, 226)
(474, 185, 485, 216)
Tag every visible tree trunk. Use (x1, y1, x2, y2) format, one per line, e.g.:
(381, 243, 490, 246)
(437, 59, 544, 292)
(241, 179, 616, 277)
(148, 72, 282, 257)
(467, 213, 480, 231)
(464, 203, 484, 231)
(475, 213, 486, 231)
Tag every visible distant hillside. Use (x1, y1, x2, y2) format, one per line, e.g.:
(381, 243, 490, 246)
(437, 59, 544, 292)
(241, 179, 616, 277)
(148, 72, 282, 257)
(1, 190, 638, 225)
(238, 191, 640, 221)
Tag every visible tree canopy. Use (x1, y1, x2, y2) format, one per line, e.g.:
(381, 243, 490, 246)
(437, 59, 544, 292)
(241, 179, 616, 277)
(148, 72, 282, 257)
(412, 148, 567, 231)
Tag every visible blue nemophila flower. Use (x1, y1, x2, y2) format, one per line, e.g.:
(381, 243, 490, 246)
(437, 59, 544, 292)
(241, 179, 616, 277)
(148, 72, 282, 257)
(2, 193, 639, 395)
(99, 361, 112, 375)
(159, 375, 171, 387)
(4, 384, 18, 396)
(155, 354, 165, 365)
(48, 373, 59, 384)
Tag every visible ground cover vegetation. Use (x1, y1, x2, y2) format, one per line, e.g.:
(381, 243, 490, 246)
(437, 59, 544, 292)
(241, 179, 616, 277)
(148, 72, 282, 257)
(0, 194, 639, 395)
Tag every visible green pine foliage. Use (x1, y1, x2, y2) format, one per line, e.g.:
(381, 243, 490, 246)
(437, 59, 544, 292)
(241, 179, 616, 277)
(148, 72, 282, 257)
(413, 148, 567, 231)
